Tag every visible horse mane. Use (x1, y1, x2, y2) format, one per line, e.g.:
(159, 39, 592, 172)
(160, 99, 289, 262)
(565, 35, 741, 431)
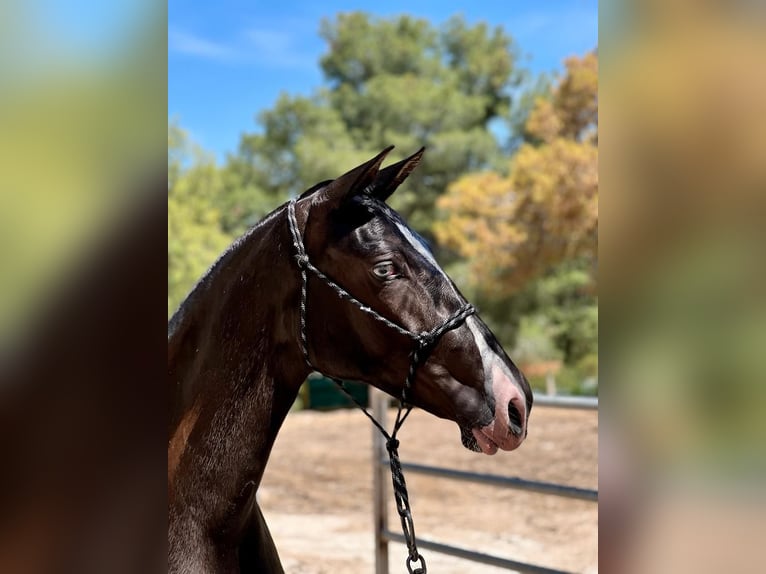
(168, 191, 435, 350)
(168, 204, 288, 344)
(298, 179, 333, 200)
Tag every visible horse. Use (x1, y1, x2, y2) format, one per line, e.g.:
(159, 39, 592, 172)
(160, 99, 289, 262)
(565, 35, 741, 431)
(168, 147, 533, 573)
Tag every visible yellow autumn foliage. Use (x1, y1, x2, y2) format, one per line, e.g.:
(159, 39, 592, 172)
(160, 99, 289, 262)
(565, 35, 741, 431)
(435, 51, 598, 296)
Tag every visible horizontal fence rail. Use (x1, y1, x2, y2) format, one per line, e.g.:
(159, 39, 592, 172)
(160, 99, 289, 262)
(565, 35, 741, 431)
(372, 389, 597, 574)
(531, 394, 598, 410)
(390, 460, 598, 502)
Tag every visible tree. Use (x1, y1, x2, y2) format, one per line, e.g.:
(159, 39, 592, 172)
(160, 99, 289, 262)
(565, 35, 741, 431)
(533, 262, 598, 366)
(168, 123, 232, 316)
(505, 71, 554, 151)
(434, 51, 598, 297)
(232, 13, 524, 235)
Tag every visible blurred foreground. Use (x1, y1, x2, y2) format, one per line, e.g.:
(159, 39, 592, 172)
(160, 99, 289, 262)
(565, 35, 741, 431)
(601, 1, 766, 572)
(0, 1, 166, 572)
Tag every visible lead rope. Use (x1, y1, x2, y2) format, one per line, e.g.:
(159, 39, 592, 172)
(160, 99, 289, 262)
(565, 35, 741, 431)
(287, 200, 474, 574)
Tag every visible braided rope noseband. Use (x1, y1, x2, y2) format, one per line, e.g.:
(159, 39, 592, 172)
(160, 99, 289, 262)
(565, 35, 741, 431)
(287, 198, 474, 573)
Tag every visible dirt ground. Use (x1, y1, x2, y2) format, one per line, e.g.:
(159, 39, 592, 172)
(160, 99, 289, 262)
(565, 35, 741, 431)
(259, 403, 598, 573)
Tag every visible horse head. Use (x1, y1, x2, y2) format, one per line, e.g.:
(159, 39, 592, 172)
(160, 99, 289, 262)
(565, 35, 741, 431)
(290, 147, 532, 455)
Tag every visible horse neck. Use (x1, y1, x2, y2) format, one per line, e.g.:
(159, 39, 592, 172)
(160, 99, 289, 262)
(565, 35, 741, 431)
(168, 206, 309, 485)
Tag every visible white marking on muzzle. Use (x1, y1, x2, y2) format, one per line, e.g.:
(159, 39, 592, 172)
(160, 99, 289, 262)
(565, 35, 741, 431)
(466, 316, 527, 453)
(395, 219, 527, 451)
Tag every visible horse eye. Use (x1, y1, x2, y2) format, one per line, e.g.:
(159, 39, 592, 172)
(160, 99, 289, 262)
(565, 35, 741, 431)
(372, 261, 397, 279)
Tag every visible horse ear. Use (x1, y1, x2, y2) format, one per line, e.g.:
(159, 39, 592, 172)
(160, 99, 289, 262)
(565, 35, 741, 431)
(367, 147, 425, 201)
(314, 146, 394, 208)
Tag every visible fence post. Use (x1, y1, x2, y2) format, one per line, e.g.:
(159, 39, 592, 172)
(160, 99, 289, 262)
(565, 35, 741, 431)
(371, 388, 389, 574)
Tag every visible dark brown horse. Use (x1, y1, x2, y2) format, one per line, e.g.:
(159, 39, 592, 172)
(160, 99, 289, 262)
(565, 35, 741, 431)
(168, 148, 533, 573)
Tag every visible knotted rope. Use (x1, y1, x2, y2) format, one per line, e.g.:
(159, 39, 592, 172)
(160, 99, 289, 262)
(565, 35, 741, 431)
(287, 199, 474, 573)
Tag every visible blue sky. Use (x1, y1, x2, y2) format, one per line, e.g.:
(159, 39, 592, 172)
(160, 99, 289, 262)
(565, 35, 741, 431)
(169, 1, 598, 161)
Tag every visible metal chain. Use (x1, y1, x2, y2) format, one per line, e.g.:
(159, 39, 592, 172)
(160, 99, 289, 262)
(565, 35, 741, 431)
(327, 379, 426, 573)
(387, 437, 426, 573)
(287, 199, 475, 573)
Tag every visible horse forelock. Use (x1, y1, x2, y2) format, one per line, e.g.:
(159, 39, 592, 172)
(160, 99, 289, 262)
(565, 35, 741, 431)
(349, 195, 436, 260)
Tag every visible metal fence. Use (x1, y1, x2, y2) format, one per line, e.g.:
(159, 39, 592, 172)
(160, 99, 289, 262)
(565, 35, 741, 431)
(371, 389, 598, 574)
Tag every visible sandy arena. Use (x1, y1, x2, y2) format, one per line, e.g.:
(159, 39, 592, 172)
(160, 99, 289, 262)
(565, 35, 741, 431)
(259, 402, 598, 573)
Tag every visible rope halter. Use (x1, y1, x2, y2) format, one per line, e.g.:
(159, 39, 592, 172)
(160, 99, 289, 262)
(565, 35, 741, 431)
(287, 198, 475, 573)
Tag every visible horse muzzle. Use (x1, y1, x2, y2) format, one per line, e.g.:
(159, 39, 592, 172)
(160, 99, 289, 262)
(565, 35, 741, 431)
(470, 363, 528, 455)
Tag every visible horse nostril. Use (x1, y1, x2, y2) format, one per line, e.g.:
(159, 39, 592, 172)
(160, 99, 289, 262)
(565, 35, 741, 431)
(508, 401, 524, 436)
